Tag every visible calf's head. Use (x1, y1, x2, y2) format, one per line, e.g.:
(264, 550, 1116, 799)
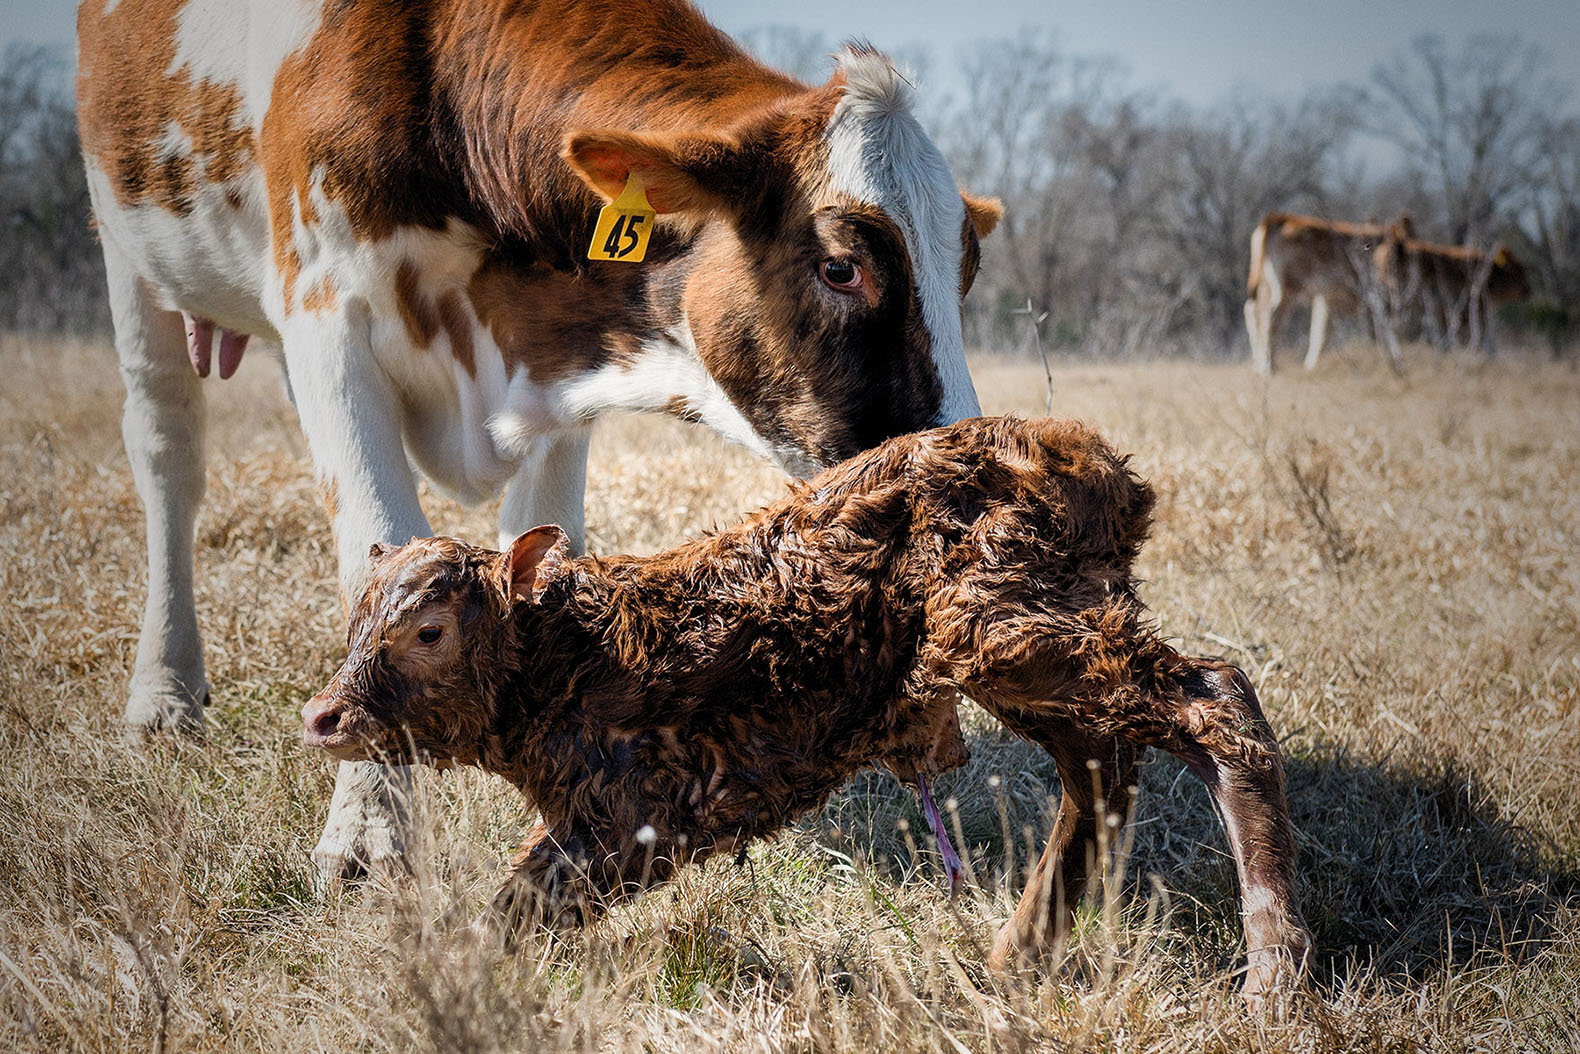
(561, 47, 1001, 474)
(302, 529, 569, 764)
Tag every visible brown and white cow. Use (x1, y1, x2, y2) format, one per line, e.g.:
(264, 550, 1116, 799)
(76, 0, 1001, 880)
(1242, 211, 1409, 373)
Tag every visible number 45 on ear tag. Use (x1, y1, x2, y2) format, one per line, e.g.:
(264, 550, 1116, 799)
(587, 175, 656, 263)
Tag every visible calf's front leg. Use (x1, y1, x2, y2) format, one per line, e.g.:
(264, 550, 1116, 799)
(482, 821, 682, 946)
(987, 725, 1141, 972)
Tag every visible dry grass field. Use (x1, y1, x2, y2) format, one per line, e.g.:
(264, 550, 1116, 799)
(1, 335, 1577, 1052)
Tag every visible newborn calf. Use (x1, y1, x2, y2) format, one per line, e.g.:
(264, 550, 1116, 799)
(303, 416, 1311, 993)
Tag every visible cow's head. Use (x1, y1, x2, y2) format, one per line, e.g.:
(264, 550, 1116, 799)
(562, 47, 1000, 476)
(301, 534, 558, 765)
(1488, 246, 1531, 304)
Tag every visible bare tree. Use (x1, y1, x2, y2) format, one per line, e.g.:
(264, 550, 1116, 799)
(736, 25, 836, 83)
(1369, 34, 1553, 246)
(1517, 115, 1580, 354)
(1155, 92, 1359, 350)
(0, 44, 107, 334)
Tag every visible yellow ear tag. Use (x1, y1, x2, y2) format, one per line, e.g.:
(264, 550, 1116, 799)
(587, 175, 656, 263)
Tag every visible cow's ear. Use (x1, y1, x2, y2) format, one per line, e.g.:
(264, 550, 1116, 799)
(963, 191, 1003, 239)
(369, 542, 395, 567)
(499, 525, 570, 605)
(562, 130, 745, 215)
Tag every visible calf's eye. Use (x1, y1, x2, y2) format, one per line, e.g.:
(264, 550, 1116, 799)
(416, 626, 443, 645)
(819, 258, 863, 292)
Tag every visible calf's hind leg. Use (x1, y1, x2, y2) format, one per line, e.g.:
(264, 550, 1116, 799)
(1168, 662, 1311, 993)
(987, 725, 1141, 972)
(979, 649, 1310, 994)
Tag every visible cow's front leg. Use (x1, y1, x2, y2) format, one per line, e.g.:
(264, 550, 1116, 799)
(281, 301, 431, 883)
(496, 427, 591, 554)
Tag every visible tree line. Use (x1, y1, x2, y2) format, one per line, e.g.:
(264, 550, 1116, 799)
(2, 30, 1576, 355)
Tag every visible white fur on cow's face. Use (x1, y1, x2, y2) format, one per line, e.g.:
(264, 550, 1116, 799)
(824, 50, 981, 426)
(488, 321, 809, 477)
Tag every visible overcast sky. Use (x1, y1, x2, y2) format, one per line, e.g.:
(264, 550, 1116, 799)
(7, 0, 1579, 109)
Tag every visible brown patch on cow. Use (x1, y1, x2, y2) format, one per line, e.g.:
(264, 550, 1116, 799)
(664, 397, 702, 424)
(259, 4, 470, 308)
(77, 0, 256, 216)
(301, 275, 338, 314)
(467, 256, 652, 385)
(394, 260, 439, 348)
(436, 290, 476, 378)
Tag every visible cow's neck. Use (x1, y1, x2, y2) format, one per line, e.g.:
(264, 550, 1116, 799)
(434, 0, 805, 264)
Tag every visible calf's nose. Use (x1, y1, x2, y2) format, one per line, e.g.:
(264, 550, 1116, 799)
(301, 696, 343, 744)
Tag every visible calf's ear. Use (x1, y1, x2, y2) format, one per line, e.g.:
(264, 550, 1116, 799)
(500, 525, 571, 605)
(562, 129, 748, 215)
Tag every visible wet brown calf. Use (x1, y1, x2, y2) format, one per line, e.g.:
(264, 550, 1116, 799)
(303, 416, 1312, 993)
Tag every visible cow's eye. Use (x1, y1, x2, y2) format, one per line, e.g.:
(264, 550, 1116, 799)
(416, 626, 443, 645)
(819, 258, 863, 292)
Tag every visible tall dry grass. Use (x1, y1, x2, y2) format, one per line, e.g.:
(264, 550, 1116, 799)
(1, 334, 1577, 1052)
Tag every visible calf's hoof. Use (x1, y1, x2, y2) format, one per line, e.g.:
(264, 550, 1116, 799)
(124, 674, 209, 737)
(1240, 935, 1312, 1002)
(470, 905, 517, 953)
(986, 922, 1049, 976)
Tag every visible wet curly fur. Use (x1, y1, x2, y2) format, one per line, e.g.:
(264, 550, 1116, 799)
(305, 416, 1312, 993)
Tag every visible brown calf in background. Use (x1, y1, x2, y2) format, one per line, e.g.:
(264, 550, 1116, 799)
(303, 416, 1313, 994)
(1376, 232, 1530, 354)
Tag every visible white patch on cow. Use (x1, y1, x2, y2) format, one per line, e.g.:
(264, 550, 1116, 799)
(824, 49, 981, 425)
(288, 192, 520, 507)
(170, 0, 322, 124)
(156, 120, 193, 165)
(84, 160, 274, 335)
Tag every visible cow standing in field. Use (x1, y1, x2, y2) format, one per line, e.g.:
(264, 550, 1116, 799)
(1375, 233, 1530, 355)
(1242, 211, 1410, 374)
(76, 0, 1001, 881)
(302, 417, 1313, 996)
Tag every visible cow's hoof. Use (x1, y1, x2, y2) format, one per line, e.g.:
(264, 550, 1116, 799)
(311, 762, 415, 890)
(123, 676, 208, 737)
(311, 835, 409, 891)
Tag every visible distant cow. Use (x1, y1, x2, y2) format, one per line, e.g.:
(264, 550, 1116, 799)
(1243, 212, 1410, 374)
(302, 416, 1313, 996)
(78, 0, 1001, 880)
(1376, 234, 1530, 354)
